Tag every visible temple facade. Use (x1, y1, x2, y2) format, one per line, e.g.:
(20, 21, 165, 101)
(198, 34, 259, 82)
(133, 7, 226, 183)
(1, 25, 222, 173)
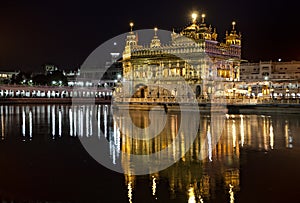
(116, 13, 242, 102)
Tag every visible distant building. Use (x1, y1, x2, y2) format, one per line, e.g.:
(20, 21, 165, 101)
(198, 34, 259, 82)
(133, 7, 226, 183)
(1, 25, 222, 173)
(63, 69, 81, 86)
(99, 53, 122, 87)
(0, 70, 20, 84)
(42, 64, 58, 75)
(240, 60, 300, 82)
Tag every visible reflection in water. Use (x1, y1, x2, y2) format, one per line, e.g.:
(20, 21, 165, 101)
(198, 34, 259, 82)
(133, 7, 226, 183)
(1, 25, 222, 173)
(1, 104, 300, 202)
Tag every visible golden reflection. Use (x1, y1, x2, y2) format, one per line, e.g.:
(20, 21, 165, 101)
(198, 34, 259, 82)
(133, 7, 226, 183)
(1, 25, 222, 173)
(4, 104, 298, 200)
(229, 184, 234, 203)
(1, 106, 5, 139)
(188, 185, 196, 203)
(270, 122, 274, 149)
(240, 115, 244, 147)
(125, 175, 135, 203)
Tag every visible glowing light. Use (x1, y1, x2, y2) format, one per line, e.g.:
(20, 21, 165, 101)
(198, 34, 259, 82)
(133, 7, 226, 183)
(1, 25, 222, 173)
(86, 106, 89, 137)
(104, 105, 107, 138)
(58, 110, 62, 137)
(270, 123, 274, 149)
(240, 115, 244, 147)
(232, 120, 236, 148)
(128, 182, 133, 203)
(152, 176, 157, 196)
(191, 13, 197, 23)
(52, 106, 55, 137)
(129, 22, 134, 32)
(80, 107, 83, 137)
(97, 106, 101, 139)
(74, 107, 77, 136)
(207, 123, 212, 162)
(188, 186, 196, 203)
(232, 21, 236, 30)
(89, 109, 93, 136)
(69, 108, 73, 136)
(22, 108, 26, 137)
(229, 184, 235, 203)
(1, 108, 4, 140)
(29, 110, 32, 138)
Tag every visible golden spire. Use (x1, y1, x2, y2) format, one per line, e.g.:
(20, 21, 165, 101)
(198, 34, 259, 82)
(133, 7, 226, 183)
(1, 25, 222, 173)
(154, 27, 158, 36)
(150, 27, 161, 48)
(232, 21, 236, 31)
(191, 12, 197, 23)
(201, 14, 206, 24)
(129, 22, 134, 32)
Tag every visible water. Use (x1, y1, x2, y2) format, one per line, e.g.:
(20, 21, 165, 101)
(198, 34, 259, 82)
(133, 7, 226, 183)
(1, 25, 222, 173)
(0, 104, 300, 202)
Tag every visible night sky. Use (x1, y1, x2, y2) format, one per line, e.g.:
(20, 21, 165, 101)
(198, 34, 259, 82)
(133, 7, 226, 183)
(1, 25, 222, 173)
(0, 0, 299, 72)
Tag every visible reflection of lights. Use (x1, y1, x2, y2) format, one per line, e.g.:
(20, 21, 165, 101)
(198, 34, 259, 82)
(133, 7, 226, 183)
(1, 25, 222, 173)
(207, 123, 212, 162)
(232, 120, 236, 148)
(229, 184, 235, 203)
(128, 182, 133, 203)
(22, 108, 26, 137)
(80, 107, 83, 137)
(152, 176, 157, 196)
(74, 107, 77, 136)
(240, 115, 244, 147)
(199, 195, 204, 203)
(52, 106, 55, 137)
(86, 106, 89, 137)
(263, 117, 268, 150)
(188, 186, 196, 203)
(270, 123, 274, 149)
(1, 107, 5, 139)
(104, 105, 107, 138)
(69, 108, 73, 136)
(58, 110, 62, 137)
(285, 120, 290, 148)
(89, 109, 93, 136)
(29, 110, 32, 138)
(97, 106, 101, 139)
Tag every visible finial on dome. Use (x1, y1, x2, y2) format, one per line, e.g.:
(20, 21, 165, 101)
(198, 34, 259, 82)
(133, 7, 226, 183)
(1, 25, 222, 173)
(191, 12, 197, 23)
(130, 22, 134, 32)
(201, 14, 206, 24)
(154, 27, 158, 36)
(232, 21, 236, 30)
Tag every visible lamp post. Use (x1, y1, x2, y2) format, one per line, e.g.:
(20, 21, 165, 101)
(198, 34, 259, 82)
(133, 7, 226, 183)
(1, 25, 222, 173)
(270, 88, 274, 101)
(286, 88, 289, 102)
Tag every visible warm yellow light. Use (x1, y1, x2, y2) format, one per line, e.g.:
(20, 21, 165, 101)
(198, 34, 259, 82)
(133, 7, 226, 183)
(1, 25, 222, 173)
(232, 21, 236, 26)
(191, 13, 197, 22)
(201, 14, 206, 18)
(129, 22, 134, 32)
(154, 27, 158, 32)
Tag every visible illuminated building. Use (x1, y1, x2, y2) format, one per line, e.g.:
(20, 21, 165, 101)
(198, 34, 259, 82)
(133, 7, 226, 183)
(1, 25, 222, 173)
(116, 13, 242, 101)
(0, 70, 19, 84)
(240, 60, 300, 82)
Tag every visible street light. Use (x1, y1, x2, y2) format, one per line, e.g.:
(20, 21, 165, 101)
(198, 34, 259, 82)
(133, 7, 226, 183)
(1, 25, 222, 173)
(270, 88, 274, 101)
(286, 88, 289, 100)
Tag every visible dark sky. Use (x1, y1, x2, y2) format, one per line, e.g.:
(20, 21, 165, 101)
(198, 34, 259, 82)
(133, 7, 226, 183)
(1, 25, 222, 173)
(0, 0, 299, 72)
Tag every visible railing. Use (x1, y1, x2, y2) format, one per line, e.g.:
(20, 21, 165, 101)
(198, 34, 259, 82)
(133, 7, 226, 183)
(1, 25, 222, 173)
(114, 97, 300, 105)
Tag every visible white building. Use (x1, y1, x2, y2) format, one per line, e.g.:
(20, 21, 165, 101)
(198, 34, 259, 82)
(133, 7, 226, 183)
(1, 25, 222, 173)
(240, 60, 300, 82)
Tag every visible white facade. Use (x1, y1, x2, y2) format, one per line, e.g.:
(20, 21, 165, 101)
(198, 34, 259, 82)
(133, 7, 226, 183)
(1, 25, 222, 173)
(240, 60, 300, 82)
